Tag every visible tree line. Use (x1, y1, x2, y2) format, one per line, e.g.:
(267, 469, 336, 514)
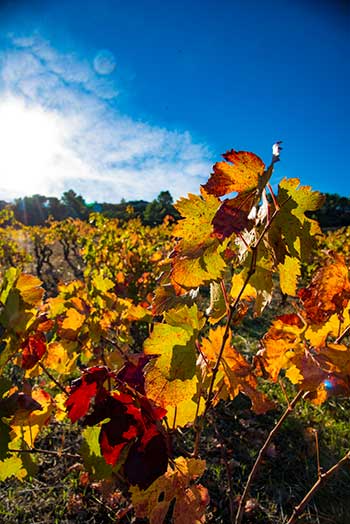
(0, 188, 349, 229)
(0, 189, 180, 226)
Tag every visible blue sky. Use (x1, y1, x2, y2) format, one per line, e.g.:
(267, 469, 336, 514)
(0, 0, 349, 203)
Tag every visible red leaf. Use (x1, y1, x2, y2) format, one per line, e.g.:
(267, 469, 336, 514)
(21, 333, 46, 370)
(116, 354, 152, 394)
(124, 432, 168, 489)
(66, 381, 98, 423)
(212, 199, 251, 240)
(65, 366, 110, 423)
(66, 366, 168, 485)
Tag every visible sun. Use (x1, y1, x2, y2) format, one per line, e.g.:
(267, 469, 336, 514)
(0, 96, 70, 199)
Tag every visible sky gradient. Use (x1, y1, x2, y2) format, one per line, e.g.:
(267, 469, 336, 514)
(0, 0, 349, 203)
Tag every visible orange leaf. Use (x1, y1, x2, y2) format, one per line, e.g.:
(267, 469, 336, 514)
(202, 150, 265, 197)
(201, 326, 274, 414)
(61, 308, 85, 332)
(130, 456, 208, 524)
(298, 255, 350, 324)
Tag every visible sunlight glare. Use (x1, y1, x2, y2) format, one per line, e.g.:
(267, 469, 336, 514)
(0, 96, 73, 198)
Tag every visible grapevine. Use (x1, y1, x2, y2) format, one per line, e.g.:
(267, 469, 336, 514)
(1, 143, 350, 523)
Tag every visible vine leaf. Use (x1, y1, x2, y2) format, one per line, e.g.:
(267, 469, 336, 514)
(202, 150, 265, 197)
(201, 326, 274, 414)
(170, 190, 227, 290)
(80, 426, 114, 480)
(130, 456, 209, 524)
(16, 273, 44, 306)
(258, 314, 304, 382)
(144, 305, 204, 427)
(65, 366, 111, 423)
(268, 178, 324, 283)
(298, 255, 350, 324)
(65, 366, 168, 488)
(21, 333, 46, 370)
(0, 455, 27, 481)
(278, 255, 301, 296)
(10, 389, 54, 446)
(61, 307, 85, 332)
(43, 341, 78, 376)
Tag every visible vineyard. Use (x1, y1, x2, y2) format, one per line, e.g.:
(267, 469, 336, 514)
(1, 144, 350, 524)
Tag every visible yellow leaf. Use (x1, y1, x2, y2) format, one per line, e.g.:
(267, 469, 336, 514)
(278, 255, 301, 296)
(201, 326, 274, 414)
(54, 392, 68, 421)
(11, 389, 54, 446)
(16, 273, 44, 306)
(44, 341, 78, 375)
(61, 308, 85, 331)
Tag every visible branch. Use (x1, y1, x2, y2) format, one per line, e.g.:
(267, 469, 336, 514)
(193, 202, 287, 458)
(38, 362, 68, 395)
(335, 324, 350, 344)
(287, 450, 350, 524)
(9, 447, 81, 460)
(235, 389, 304, 524)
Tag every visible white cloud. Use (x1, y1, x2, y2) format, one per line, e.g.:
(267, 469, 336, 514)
(0, 34, 212, 203)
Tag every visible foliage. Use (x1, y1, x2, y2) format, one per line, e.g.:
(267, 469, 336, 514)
(1, 144, 350, 524)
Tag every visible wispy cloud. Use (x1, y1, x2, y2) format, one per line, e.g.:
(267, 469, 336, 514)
(0, 34, 212, 202)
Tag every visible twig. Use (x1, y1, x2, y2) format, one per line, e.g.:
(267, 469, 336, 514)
(287, 450, 350, 524)
(9, 447, 81, 460)
(235, 389, 304, 524)
(38, 362, 68, 395)
(314, 429, 321, 479)
(335, 325, 350, 344)
(213, 418, 236, 523)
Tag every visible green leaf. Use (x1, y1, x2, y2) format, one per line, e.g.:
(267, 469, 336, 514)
(0, 268, 19, 305)
(0, 455, 26, 481)
(268, 178, 324, 266)
(80, 426, 114, 480)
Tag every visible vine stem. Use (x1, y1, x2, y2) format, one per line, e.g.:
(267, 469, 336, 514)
(235, 389, 304, 524)
(38, 362, 68, 395)
(9, 447, 81, 460)
(192, 202, 288, 458)
(205, 205, 283, 415)
(286, 450, 350, 524)
(335, 324, 350, 344)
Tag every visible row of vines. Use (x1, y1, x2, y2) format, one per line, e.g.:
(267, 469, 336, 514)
(1, 144, 350, 523)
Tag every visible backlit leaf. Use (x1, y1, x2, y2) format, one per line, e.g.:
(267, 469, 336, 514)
(201, 326, 273, 413)
(202, 150, 265, 197)
(21, 333, 46, 370)
(0, 455, 27, 481)
(16, 274, 44, 306)
(130, 456, 208, 524)
(298, 255, 350, 324)
(11, 389, 54, 446)
(61, 308, 85, 332)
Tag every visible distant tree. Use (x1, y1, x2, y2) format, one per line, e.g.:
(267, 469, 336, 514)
(143, 191, 179, 226)
(61, 190, 89, 220)
(13, 195, 50, 225)
(46, 197, 68, 221)
(309, 193, 350, 229)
